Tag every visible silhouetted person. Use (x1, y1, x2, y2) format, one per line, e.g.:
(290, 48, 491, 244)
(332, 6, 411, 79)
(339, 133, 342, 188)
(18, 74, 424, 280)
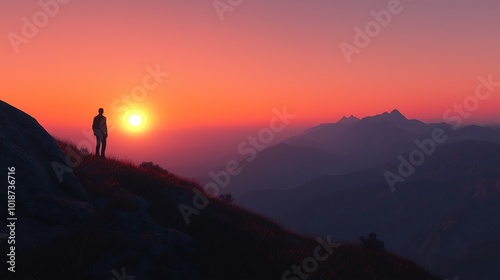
(92, 108, 108, 157)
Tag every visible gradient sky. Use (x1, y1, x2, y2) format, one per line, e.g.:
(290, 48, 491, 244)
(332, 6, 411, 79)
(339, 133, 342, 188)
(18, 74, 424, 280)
(1, 0, 499, 175)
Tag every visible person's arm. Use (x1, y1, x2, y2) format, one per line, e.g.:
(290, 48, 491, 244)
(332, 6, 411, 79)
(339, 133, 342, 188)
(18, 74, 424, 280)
(103, 117, 108, 137)
(92, 117, 97, 135)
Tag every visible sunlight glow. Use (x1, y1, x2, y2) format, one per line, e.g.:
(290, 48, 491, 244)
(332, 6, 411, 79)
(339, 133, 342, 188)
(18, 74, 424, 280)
(123, 110, 148, 132)
(128, 114, 142, 127)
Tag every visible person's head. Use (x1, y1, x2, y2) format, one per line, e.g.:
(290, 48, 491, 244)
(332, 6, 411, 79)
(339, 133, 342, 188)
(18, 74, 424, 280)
(98, 108, 104, 115)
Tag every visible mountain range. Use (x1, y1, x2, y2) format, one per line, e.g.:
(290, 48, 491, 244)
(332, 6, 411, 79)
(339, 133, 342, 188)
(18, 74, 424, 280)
(235, 110, 500, 279)
(220, 109, 500, 195)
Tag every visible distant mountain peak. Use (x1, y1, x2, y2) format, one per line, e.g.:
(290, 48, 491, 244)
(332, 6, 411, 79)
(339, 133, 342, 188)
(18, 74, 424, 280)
(338, 115, 360, 124)
(361, 109, 408, 123)
(389, 109, 406, 119)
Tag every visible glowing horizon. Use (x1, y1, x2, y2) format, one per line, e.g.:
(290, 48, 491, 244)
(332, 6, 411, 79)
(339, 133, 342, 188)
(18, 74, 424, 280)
(1, 0, 499, 171)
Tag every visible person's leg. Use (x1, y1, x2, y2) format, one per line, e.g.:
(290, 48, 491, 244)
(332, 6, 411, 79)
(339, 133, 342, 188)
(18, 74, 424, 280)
(95, 135, 101, 156)
(101, 137, 107, 158)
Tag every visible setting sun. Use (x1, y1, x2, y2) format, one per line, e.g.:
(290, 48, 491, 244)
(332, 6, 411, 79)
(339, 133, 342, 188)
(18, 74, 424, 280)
(123, 110, 147, 131)
(128, 114, 142, 127)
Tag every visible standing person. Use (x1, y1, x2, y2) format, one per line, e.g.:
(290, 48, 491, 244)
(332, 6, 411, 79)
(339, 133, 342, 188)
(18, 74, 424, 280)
(92, 108, 108, 158)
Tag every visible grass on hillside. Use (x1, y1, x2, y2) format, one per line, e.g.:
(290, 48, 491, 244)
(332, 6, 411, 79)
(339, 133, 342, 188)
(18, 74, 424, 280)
(1, 139, 441, 280)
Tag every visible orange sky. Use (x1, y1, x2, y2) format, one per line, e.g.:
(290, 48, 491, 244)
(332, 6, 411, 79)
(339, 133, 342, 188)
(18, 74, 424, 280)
(1, 0, 499, 175)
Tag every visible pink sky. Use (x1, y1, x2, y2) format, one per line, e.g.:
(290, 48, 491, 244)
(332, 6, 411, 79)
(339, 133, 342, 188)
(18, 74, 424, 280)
(1, 0, 499, 175)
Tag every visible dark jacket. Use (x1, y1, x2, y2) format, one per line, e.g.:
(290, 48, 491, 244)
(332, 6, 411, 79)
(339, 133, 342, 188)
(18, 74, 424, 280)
(92, 114, 107, 137)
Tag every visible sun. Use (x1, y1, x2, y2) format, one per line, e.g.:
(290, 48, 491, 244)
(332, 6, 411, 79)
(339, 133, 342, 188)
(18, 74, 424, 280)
(128, 114, 142, 127)
(123, 110, 147, 131)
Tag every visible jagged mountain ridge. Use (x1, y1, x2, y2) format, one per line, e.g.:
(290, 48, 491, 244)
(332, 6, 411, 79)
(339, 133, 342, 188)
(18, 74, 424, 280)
(223, 109, 500, 196)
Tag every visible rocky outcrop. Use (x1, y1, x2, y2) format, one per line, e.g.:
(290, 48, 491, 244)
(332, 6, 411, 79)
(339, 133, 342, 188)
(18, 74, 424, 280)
(0, 100, 195, 279)
(0, 100, 92, 250)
